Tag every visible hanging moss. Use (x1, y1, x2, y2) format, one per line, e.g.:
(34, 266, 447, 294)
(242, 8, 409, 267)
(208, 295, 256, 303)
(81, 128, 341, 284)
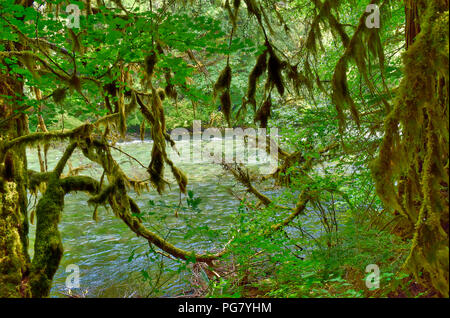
(52, 88, 67, 104)
(125, 91, 137, 115)
(213, 64, 232, 99)
(164, 71, 177, 100)
(87, 183, 115, 206)
(332, 57, 360, 130)
(370, 0, 449, 297)
(307, 0, 349, 56)
(148, 146, 167, 194)
(267, 50, 285, 97)
(166, 160, 188, 194)
(68, 75, 82, 92)
(157, 87, 166, 102)
(19, 53, 39, 80)
(103, 82, 118, 113)
(213, 64, 233, 126)
(220, 89, 232, 127)
(77, 140, 222, 263)
(247, 50, 268, 108)
(145, 51, 158, 78)
(152, 87, 166, 132)
(325, 0, 392, 131)
(255, 94, 272, 128)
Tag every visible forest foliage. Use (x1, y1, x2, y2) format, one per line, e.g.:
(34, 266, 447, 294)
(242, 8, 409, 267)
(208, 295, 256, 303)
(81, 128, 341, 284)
(0, 0, 448, 298)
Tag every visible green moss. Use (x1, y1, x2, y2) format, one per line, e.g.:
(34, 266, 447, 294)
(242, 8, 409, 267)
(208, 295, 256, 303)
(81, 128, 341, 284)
(0, 182, 31, 297)
(370, 0, 449, 297)
(247, 50, 268, 108)
(213, 65, 232, 99)
(29, 181, 65, 298)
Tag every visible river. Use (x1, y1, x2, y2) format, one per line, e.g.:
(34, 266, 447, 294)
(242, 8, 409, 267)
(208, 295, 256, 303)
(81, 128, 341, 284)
(26, 136, 282, 297)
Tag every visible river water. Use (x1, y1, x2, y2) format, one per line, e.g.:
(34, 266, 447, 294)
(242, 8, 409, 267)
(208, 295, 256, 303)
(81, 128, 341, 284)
(26, 136, 282, 297)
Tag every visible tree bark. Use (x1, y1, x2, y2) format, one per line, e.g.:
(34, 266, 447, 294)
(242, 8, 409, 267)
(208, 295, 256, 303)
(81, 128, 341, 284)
(0, 69, 31, 297)
(405, 0, 421, 49)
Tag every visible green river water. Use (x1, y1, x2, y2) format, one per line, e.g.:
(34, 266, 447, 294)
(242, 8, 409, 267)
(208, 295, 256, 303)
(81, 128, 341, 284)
(26, 137, 282, 297)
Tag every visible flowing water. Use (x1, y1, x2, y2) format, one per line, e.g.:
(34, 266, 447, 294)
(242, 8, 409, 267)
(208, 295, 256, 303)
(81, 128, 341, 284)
(26, 136, 281, 297)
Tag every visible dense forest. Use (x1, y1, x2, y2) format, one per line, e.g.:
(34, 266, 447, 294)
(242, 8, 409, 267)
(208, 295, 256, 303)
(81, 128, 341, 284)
(0, 0, 448, 298)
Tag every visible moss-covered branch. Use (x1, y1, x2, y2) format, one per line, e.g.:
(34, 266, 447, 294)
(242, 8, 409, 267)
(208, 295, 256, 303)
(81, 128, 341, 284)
(78, 139, 225, 263)
(269, 190, 310, 232)
(60, 176, 99, 195)
(221, 162, 273, 206)
(28, 142, 80, 297)
(0, 125, 92, 159)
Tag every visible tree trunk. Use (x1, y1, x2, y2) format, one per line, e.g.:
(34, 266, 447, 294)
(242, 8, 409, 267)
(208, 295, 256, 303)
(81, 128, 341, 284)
(0, 70, 31, 297)
(405, 0, 421, 49)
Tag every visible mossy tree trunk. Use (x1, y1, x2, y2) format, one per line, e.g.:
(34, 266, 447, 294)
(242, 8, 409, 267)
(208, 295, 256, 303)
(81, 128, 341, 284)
(0, 70, 31, 297)
(371, 0, 449, 296)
